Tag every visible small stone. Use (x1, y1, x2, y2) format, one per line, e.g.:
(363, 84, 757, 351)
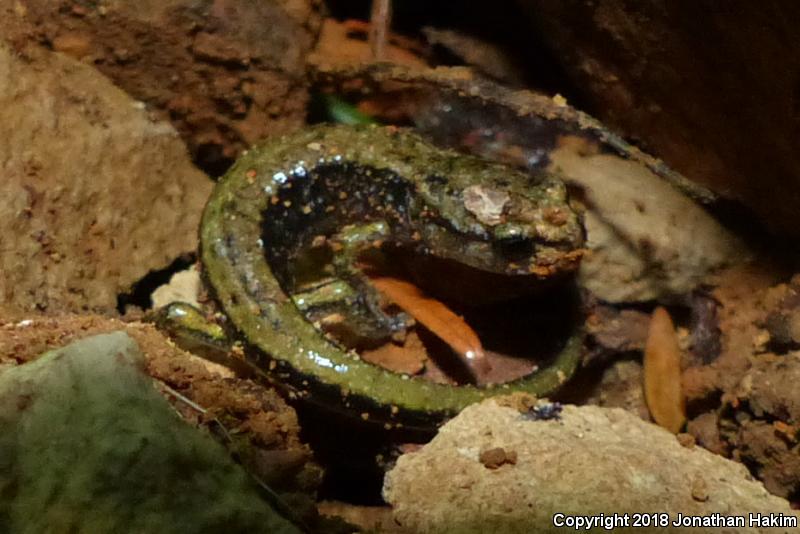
(150, 268, 201, 308)
(479, 447, 517, 469)
(677, 433, 696, 448)
(51, 33, 92, 59)
(691, 477, 709, 502)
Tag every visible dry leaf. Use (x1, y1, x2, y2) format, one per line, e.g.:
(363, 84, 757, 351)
(368, 275, 489, 375)
(644, 306, 687, 433)
(361, 330, 428, 376)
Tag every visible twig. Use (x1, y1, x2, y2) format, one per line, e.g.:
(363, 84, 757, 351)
(369, 0, 392, 61)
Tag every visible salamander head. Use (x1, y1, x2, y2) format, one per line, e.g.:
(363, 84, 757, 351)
(412, 163, 584, 278)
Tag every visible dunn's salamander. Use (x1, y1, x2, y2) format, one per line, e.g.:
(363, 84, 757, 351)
(199, 124, 584, 429)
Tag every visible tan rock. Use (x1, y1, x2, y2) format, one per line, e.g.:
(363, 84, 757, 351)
(150, 267, 202, 309)
(550, 137, 747, 303)
(384, 400, 797, 533)
(0, 42, 212, 314)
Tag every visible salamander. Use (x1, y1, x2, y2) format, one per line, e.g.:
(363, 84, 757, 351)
(199, 124, 584, 429)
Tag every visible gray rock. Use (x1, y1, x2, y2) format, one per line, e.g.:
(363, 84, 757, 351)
(0, 331, 300, 534)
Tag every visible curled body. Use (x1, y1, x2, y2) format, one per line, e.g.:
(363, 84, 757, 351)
(200, 124, 584, 428)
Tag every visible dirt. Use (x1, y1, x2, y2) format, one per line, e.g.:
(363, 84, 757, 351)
(718, 279, 800, 500)
(317, 501, 403, 533)
(0, 0, 322, 171)
(586, 305, 651, 354)
(682, 265, 783, 402)
(310, 18, 428, 70)
(563, 264, 800, 501)
(361, 330, 429, 376)
(686, 412, 725, 455)
(676, 266, 800, 501)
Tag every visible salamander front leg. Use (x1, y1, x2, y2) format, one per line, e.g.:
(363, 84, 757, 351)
(328, 221, 411, 338)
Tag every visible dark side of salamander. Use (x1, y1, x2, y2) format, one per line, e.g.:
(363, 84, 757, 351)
(200, 124, 585, 430)
(261, 161, 416, 286)
(260, 159, 584, 285)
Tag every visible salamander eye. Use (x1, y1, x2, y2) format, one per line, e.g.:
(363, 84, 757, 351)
(494, 235, 534, 261)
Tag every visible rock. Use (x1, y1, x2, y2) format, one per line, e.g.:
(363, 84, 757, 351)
(0, 0, 321, 165)
(151, 267, 202, 308)
(0, 42, 212, 314)
(0, 331, 300, 533)
(550, 137, 747, 303)
(0, 314, 320, 498)
(520, 1, 800, 238)
(384, 399, 797, 533)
